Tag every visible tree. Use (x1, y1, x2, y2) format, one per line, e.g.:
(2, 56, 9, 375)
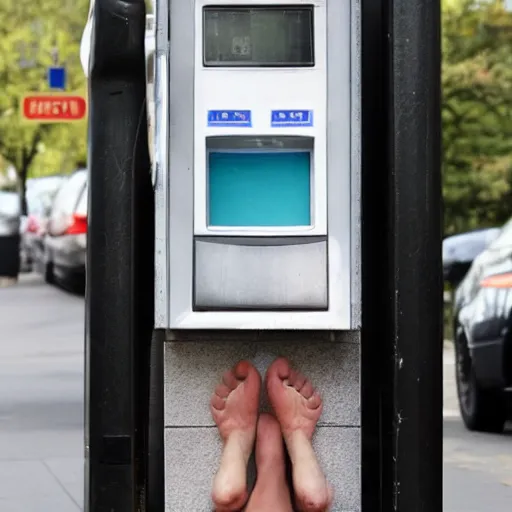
(0, 0, 88, 210)
(442, 0, 512, 234)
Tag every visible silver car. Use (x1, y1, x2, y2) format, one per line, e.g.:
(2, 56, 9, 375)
(20, 176, 65, 272)
(37, 170, 88, 293)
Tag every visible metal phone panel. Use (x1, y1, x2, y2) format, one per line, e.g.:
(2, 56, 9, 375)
(194, 237, 328, 310)
(160, 0, 360, 330)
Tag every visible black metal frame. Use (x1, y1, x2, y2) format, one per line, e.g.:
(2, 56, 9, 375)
(85, 0, 154, 510)
(361, 0, 443, 510)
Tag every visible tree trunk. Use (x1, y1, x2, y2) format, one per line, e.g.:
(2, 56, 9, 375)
(19, 166, 28, 215)
(17, 126, 48, 215)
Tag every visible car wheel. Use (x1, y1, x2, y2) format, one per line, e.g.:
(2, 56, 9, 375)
(454, 324, 507, 433)
(44, 261, 54, 285)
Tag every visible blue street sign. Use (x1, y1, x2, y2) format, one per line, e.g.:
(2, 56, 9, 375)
(271, 110, 314, 127)
(48, 67, 66, 90)
(208, 110, 252, 127)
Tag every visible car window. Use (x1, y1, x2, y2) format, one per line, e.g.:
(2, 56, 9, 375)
(488, 218, 512, 250)
(76, 184, 88, 215)
(27, 195, 43, 215)
(0, 191, 20, 217)
(27, 177, 64, 211)
(27, 176, 64, 195)
(51, 172, 87, 216)
(40, 189, 59, 215)
(27, 189, 57, 215)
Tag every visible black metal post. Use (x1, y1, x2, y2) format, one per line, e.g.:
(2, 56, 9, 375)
(361, 0, 443, 509)
(85, 0, 154, 510)
(389, 0, 443, 509)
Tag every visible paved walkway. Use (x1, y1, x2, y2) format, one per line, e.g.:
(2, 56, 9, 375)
(0, 275, 83, 511)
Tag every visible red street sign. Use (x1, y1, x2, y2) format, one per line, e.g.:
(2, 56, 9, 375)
(21, 94, 87, 123)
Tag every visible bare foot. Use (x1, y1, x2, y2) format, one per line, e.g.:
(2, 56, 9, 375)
(266, 358, 333, 512)
(245, 413, 293, 512)
(210, 360, 261, 511)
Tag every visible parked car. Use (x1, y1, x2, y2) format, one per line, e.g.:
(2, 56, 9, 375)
(20, 176, 65, 272)
(0, 190, 21, 278)
(20, 194, 46, 272)
(453, 217, 512, 433)
(443, 227, 501, 288)
(25, 175, 66, 201)
(36, 169, 88, 292)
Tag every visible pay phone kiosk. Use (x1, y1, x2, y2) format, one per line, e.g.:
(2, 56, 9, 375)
(155, 0, 360, 332)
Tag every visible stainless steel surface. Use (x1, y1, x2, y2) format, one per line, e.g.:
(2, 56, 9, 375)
(205, 135, 314, 151)
(153, 0, 170, 328)
(165, 0, 195, 327)
(194, 237, 328, 309)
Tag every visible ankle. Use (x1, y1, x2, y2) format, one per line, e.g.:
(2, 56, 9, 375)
(284, 429, 311, 450)
(224, 431, 254, 464)
(283, 430, 319, 469)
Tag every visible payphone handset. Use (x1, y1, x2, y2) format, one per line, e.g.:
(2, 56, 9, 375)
(154, 0, 360, 331)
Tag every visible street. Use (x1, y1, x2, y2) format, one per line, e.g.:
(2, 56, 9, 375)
(0, 275, 511, 511)
(443, 349, 512, 511)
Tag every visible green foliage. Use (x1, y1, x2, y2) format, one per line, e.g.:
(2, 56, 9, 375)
(443, 0, 512, 234)
(0, 0, 88, 191)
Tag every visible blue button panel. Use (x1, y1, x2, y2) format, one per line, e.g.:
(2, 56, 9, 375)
(271, 110, 313, 127)
(208, 151, 311, 227)
(207, 110, 252, 127)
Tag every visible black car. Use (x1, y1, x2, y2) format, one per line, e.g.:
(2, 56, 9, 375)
(443, 227, 500, 288)
(453, 218, 512, 433)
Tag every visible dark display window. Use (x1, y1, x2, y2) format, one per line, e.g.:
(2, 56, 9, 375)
(203, 5, 314, 67)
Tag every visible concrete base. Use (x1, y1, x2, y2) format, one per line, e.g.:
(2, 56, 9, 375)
(164, 336, 361, 511)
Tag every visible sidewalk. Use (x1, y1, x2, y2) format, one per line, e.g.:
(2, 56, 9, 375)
(0, 275, 83, 511)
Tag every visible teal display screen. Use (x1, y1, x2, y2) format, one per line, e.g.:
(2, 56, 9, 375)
(208, 151, 311, 227)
